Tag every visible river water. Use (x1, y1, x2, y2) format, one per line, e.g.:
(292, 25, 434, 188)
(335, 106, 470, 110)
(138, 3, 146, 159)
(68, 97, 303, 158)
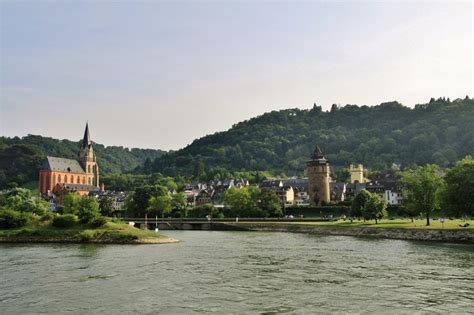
(1, 231, 473, 314)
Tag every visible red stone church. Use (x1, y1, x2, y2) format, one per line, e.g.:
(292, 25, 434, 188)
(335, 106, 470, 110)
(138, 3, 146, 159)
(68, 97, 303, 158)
(38, 123, 100, 197)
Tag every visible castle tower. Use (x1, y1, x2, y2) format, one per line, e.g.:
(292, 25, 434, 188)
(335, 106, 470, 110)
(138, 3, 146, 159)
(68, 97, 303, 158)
(79, 122, 99, 187)
(350, 164, 365, 183)
(307, 145, 330, 206)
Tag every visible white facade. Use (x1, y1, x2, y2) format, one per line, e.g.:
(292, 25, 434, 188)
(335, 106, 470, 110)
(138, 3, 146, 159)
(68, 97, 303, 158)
(384, 190, 403, 206)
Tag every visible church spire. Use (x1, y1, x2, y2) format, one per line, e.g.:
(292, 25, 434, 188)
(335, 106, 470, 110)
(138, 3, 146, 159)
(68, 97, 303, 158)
(82, 122, 91, 148)
(311, 145, 324, 160)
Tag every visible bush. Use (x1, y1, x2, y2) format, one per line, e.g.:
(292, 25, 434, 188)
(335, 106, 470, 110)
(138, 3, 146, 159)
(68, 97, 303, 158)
(0, 209, 28, 228)
(52, 214, 78, 228)
(40, 211, 55, 222)
(89, 216, 107, 228)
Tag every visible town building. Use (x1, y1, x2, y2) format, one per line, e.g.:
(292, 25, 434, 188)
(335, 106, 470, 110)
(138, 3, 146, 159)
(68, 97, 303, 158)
(306, 146, 330, 206)
(350, 164, 367, 183)
(38, 123, 100, 197)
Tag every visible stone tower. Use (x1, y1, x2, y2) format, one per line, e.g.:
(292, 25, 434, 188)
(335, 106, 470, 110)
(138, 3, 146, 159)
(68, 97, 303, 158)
(350, 164, 365, 183)
(79, 122, 99, 187)
(307, 146, 330, 206)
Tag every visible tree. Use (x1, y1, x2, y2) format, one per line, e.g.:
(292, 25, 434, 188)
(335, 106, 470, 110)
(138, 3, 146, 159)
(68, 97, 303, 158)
(223, 187, 259, 217)
(350, 189, 371, 218)
(99, 196, 114, 217)
(400, 165, 444, 226)
(61, 193, 81, 215)
(258, 189, 282, 217)
(76, 197, 100, 224)
(171, 192, 187, 218)
(149, 195, 172, 218)
(361, 193, 387, 224)
(440, 157, 474, 218)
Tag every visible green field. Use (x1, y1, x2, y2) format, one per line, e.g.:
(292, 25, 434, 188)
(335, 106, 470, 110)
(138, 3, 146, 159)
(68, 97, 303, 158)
(264, 219, 474, 230)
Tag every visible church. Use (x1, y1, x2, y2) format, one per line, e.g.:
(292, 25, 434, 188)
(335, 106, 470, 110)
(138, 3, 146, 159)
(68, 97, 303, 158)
(38, 123, 100, 197)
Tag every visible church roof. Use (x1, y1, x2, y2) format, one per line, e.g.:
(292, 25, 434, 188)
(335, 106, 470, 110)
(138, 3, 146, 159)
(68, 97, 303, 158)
(311, 145, 325, 160)
(42, 156, 85, 173)
(82, 122, 92, 149)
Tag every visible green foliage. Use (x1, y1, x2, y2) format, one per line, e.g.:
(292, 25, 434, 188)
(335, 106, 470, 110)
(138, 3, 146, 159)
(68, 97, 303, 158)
(258, 189, 283, 217)
(149, 97, 474, 176)
(125, 185, 169, 217)
(0, 188, 47, 215)
(0, 209, 29, 228)
(60, 193, 81, 215)
(171, 192, 187, 218)
(149, 195, 172, 218)
(0, 135, 166, 189)
(223, 187, 269, 217)
(188, 204, 222, 218)
(99, 196, 114, 217)
(440, 157, 474, 218)
(76, 197, 101, 224)
(400, 164, 444, 226)
(350, 189, 371, 218)
(39, 211, 56, 222)
(52, 214, 78, 228)
(361, 193, 387, 224)
(89, 216, 108, 228)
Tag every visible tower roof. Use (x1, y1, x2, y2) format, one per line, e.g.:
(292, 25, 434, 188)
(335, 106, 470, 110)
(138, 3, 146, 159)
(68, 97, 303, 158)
(82, 122, 91, 148)
(311, 145, 325, 160)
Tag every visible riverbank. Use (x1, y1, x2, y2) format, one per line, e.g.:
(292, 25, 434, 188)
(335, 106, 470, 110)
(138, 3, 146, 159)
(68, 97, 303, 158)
(0, 221, 178, 244)
(225, 220, 474, 243)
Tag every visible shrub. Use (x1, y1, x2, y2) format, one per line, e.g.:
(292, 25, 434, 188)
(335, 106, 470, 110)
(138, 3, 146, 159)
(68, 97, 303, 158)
(76, 197, 100, 224)
(89, 216, 107, 228)
(0, 209, 28, 228)
(52, 214, 78, 228)
(40, 211, 55, 222)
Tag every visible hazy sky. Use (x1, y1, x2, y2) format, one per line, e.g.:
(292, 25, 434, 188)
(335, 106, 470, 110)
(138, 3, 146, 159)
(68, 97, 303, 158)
(1, 1, 473, 150)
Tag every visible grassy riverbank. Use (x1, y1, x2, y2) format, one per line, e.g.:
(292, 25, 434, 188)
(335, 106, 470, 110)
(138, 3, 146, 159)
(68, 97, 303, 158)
(0, 221, 178, 244)
(282, 219, 474, 230)
(226, 219, 474, 243)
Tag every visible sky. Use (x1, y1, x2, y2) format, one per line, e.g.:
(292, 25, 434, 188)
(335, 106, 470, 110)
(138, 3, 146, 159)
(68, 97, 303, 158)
(1, 0, 473, 150)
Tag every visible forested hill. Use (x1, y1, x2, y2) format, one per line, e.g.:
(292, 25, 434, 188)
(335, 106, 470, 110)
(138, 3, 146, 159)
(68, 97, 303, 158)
(149, 97, 474, 177)
(0, 135, 165, 189)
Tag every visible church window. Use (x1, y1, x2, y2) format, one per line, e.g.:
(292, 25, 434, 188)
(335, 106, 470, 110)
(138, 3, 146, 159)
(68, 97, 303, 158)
(82, 177, 85, 184)
(65, 175, 68, 183)
(88, 165, 91, 173)
(71, 176, 74, 183)
(58, 174, 61, 182)
(88, 178, 91, 185)
(77, 176, 80, 184)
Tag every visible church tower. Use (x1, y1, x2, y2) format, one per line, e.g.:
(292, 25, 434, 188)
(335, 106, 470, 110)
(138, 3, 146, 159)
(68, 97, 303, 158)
(350, 164, 365, 183)
(307, 145, 330, 206)
(79, 123, 99, 187)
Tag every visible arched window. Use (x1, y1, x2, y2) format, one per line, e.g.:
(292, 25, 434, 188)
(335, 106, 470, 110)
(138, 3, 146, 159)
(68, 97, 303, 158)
(77, 176, 80, 184)
(52, 174, 56, 187)
(71, 176, 74, 184)
(65, 175, 68, 183)
(58, 174, 61, 182)
(82, 177, 85, 184)
(88, 165, 91, 173)
(88, 178, 91, 185)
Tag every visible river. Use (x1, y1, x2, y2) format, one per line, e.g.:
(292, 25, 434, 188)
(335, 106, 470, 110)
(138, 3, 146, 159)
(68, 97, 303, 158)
(1, 231, 473, 313)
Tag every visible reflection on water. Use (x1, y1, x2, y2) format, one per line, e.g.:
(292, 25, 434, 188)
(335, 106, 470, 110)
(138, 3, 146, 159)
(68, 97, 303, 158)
(1, 231, 473, 313)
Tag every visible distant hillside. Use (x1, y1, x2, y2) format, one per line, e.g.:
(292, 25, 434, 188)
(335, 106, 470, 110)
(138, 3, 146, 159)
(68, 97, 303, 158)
(0, 135, 166, 189)
(149, 97, 474, 177)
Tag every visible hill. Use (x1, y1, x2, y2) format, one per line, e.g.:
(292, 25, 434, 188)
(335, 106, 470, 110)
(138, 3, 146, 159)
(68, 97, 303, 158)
(0, 135, 165, 189)
(149, 97, 474, 177)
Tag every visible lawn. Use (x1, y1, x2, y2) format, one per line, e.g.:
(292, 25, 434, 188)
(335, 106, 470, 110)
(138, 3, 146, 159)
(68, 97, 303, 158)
(282, 218, 474, 230)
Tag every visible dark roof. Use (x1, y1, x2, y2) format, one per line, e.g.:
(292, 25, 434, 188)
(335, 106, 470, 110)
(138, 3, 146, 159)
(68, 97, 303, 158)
(312, 145, 324, 159)
(42, 156, 85, 173)
(58, 183, 98, 192)
(82, 122, 91, 149)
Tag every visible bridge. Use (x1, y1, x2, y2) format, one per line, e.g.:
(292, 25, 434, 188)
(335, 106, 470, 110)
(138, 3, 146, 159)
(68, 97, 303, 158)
(121, 217, 337, 231)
